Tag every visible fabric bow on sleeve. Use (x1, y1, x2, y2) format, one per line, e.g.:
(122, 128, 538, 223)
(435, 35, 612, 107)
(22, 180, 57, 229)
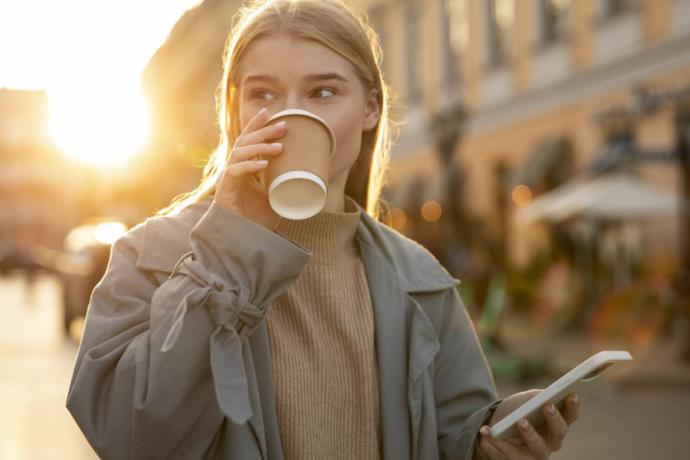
(160, 251, 265, 425)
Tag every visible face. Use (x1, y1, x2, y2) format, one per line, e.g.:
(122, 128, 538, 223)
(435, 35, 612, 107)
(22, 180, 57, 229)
(235, 33, 380, 186)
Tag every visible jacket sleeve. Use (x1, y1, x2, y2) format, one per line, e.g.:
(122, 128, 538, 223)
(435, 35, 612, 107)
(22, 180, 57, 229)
(65, 201, 312, 459)
(434, 285, 503, 460)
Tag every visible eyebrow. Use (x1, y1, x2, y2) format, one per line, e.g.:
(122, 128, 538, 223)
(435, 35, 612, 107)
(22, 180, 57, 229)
(242, 72, 350, 85)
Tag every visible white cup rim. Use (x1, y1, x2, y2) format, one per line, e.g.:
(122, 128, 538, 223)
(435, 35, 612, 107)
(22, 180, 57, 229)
(268, 170, 327, 220)
(268, 170, 326, 196)
(265, 108, 336, 158)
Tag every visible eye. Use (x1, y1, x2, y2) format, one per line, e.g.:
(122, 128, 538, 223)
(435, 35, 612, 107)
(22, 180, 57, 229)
(249, 89, 276, 101)
(311, 87, 336, 98)
(248, 87, 336, 101)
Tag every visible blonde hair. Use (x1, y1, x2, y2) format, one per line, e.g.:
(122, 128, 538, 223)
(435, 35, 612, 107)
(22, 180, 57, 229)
(155, 0, 400, 222)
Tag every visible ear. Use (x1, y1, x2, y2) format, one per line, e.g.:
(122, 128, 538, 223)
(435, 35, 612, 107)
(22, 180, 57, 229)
(362, 88, 380, 132)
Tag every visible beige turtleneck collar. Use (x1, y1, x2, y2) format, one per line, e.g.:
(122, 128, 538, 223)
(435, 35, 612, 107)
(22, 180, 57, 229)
(272, 195, 361, 266)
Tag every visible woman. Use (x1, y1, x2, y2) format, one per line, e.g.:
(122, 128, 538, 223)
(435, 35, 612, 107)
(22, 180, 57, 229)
(66, 1, 579, 459)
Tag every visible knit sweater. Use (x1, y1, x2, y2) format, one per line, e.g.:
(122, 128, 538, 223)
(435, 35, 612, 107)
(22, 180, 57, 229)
(266, 195, 382, 460)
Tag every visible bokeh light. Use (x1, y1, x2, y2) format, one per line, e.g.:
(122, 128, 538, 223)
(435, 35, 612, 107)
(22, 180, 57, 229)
(421, 200, 443, 222)
(390, 207, 407, 230)
(512, 184, 533, 206)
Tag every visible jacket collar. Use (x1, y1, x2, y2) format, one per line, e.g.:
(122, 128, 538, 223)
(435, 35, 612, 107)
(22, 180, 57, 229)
(354, 203, 459, 292)
(135, 197, 458, 293)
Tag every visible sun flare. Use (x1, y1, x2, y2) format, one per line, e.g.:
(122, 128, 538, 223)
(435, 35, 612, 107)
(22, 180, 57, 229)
(48, 85, 150, 167)
(1, 0, 202, 167)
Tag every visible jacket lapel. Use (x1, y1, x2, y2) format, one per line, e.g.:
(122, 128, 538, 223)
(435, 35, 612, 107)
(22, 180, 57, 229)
(406, 294, 441, 460)
(355, 208, 454, 460)
(358, 236, 412, 460)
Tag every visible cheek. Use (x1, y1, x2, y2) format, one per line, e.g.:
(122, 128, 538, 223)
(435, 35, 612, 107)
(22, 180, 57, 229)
(237, 103, 250, 131)
(328, 117, 363, 172)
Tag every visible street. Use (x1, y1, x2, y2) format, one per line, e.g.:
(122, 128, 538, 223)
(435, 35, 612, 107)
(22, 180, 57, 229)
(0, 273, 96, 460)
(1, 273, 688, 459)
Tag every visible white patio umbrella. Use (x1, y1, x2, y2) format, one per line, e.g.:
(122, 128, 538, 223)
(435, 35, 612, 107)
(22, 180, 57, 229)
(516, 173, 681, 224)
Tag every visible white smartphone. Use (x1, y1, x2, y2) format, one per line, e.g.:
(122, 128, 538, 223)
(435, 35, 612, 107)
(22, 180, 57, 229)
(489, 350, 633, 440)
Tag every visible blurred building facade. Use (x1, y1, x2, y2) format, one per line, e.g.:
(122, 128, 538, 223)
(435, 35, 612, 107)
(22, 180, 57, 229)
(357, 0, 690, 279)
(0, 89, 81, 254)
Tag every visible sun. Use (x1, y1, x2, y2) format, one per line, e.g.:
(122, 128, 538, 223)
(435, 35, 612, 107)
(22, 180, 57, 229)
(1, 0, 204, 168)
(48, 83, 150, 167)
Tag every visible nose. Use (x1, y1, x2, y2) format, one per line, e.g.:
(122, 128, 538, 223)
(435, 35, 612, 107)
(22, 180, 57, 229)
(276, 93, 304, 113)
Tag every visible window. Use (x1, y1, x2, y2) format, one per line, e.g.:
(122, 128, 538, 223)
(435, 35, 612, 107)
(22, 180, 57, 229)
(486, 0, 515, 69)
(538, 0, 570, 46)
(444, 0, 468, 87)
(599, 0, 639, 19)
(405, 0, 422, 103)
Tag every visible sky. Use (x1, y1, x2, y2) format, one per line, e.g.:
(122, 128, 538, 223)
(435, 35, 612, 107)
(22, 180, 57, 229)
(0, 0, 203, 165)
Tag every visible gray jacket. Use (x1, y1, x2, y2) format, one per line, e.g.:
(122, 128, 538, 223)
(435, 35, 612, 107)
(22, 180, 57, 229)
(66, 197, 500, 460)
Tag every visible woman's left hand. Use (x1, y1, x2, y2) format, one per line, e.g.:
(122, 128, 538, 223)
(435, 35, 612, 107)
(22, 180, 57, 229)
(477, 390, 580, 460)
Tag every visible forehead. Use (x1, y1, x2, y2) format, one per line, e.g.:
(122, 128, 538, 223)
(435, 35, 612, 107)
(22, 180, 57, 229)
(237, 34, 359, 86)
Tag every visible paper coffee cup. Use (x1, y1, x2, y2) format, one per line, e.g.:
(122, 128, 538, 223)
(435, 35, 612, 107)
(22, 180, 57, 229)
(260, 109, 336, 220)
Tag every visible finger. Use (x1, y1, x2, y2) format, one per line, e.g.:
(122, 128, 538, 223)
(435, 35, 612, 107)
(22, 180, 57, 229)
(543, 404, 568, 451)
(562, 393, 580, 425)
(517, 418, 549, 459)
(239, 107, 270, 137)
(225, 159, 268, 177)
(480, 426, 525, 460)
(230, 143, 283, 163)
(489, 438, 529, 460)
(236, 120, 287, 147)
(505, 436, 527, 448)
(479, 437, 510, 460)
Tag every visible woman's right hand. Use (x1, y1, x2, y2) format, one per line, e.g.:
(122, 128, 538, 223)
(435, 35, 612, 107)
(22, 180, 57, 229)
(477, 390, 579, 460)
(214, 107, 287, 230)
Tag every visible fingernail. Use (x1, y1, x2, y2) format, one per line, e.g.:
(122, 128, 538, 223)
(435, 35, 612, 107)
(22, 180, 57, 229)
(256, 160, 268, 165)
(546, 404, 556, 415)
(276, 120, 287, 127)
(572, 394, 578, 404)
(480, 426, 490, 436)
(270, 142, 282, 149)
(519, 419, 529, 429)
